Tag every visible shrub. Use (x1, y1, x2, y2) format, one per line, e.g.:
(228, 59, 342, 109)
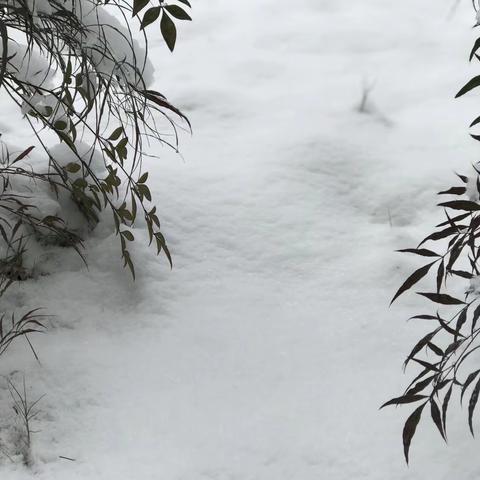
(384, 3, 480, 463)
(0, 0, 192, 354)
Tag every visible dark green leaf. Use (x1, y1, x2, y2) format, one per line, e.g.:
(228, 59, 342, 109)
(470, 115, 480, 128)
(403, 403, 426, 464)
(417, 292, 465, 305)
(138, 172, 148, 184)
(437, 314, 459, 336)
(456, 75, 480, 98)
(411, 358, 440, 372)
(12, 146, 34, 163)
(165, 4, 192, 20)
(65, 162, 81, 173)
(451, 270, 473, 279)
(418, 226, 458, 246)
(455, 308, 468, 341)
(380, 395, 428, 410)
(436, 212, 470, 228)
(390, 262, 436, 305)
(108, 126, 124, 141)
(438, 201, 480, 211)
(442, 385, 453, 438)
(431, 399, 446, 441)
(427, 342, 443, 356)
(436, 260, 444, 293)
(446, 240, 464, 273)
(438, 187, 466, 196)
(409, 314, 438, 320)
(161, 11, 177, 51)
(470, 38, 480, 61)
(397, 249, 440, 257)
(407, 375, 435, 396)
(445, 339, 463, 355)
(54, 120, 68, 131)
(404, 330, 438, 367)
(469, 377, 480, 436)
(133, 0, 150, 16)
(121, 230, 134, 241)
(462, 369, 480, 404)
(141, 6, 161, 30)
(73, 178, 88, 189)
(472, 304, 480, 333)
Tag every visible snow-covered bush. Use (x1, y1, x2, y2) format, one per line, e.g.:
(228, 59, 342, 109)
(0, 0, 192, 353)
(384, 2, 480, 463)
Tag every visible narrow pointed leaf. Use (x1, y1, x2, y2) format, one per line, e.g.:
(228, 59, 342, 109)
(456, 75, 480, 98)
(403, 403, 426, 464)
(418, 226, 458, 246)
(462, 369, 480, 404)
(470, 115, 480, 128)
(438, 201, 480, 211)
(436, 260, 444, 293)
(405, 330, 439, 367)
(411, 358, 440, 372)
(451, 269, 473, 279)
(455, 309, 468, 341)
(397, 249, 440, 257)
(442, 385, 453, 439)
(380, 395, 428, 410)
(391, 262, 435, 305)
(472, 304, 480, 333)
(13, 146, 35, 163)
(417, 292, 465, 305)
(438, 187, 467, 195)
(407, 375, 435, 396)
(436, 212, 470, 227)
(431, 399, 446, 441)
(469, 378, 480, 436)
(470, 37, 480, 61)
(427, 342, 444, 357)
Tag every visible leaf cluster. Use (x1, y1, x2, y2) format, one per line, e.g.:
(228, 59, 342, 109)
(386, 67, 480, 460)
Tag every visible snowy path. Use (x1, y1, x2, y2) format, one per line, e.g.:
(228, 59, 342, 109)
(3, 0, 480, 478)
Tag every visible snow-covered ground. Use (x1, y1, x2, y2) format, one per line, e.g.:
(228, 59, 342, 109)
(3, 0, 480, 478)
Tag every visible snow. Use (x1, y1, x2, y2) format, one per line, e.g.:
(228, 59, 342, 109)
(2, 0, 480, 478)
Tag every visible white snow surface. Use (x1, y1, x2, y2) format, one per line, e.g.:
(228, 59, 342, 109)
(2, 0, 480, 478)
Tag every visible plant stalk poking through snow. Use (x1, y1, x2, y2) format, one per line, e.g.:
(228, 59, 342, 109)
(383, 2, 480, 464)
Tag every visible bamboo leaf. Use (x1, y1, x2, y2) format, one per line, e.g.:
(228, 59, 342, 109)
(469, 377, 480, 436)
(391, 263, 436, 305)
(417, 292, 465, 305)
(462, 369, 480, 404)
(442, 385, 453, 438)
(397, 249, 440, 257)
(438, 187, 467, 195)
(431, 399, 446, 441)
(438, 200, 480, 211)
(380, 395, 428, 410)
(403, 403, 426, 464)
(456, 75, 480, 98)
